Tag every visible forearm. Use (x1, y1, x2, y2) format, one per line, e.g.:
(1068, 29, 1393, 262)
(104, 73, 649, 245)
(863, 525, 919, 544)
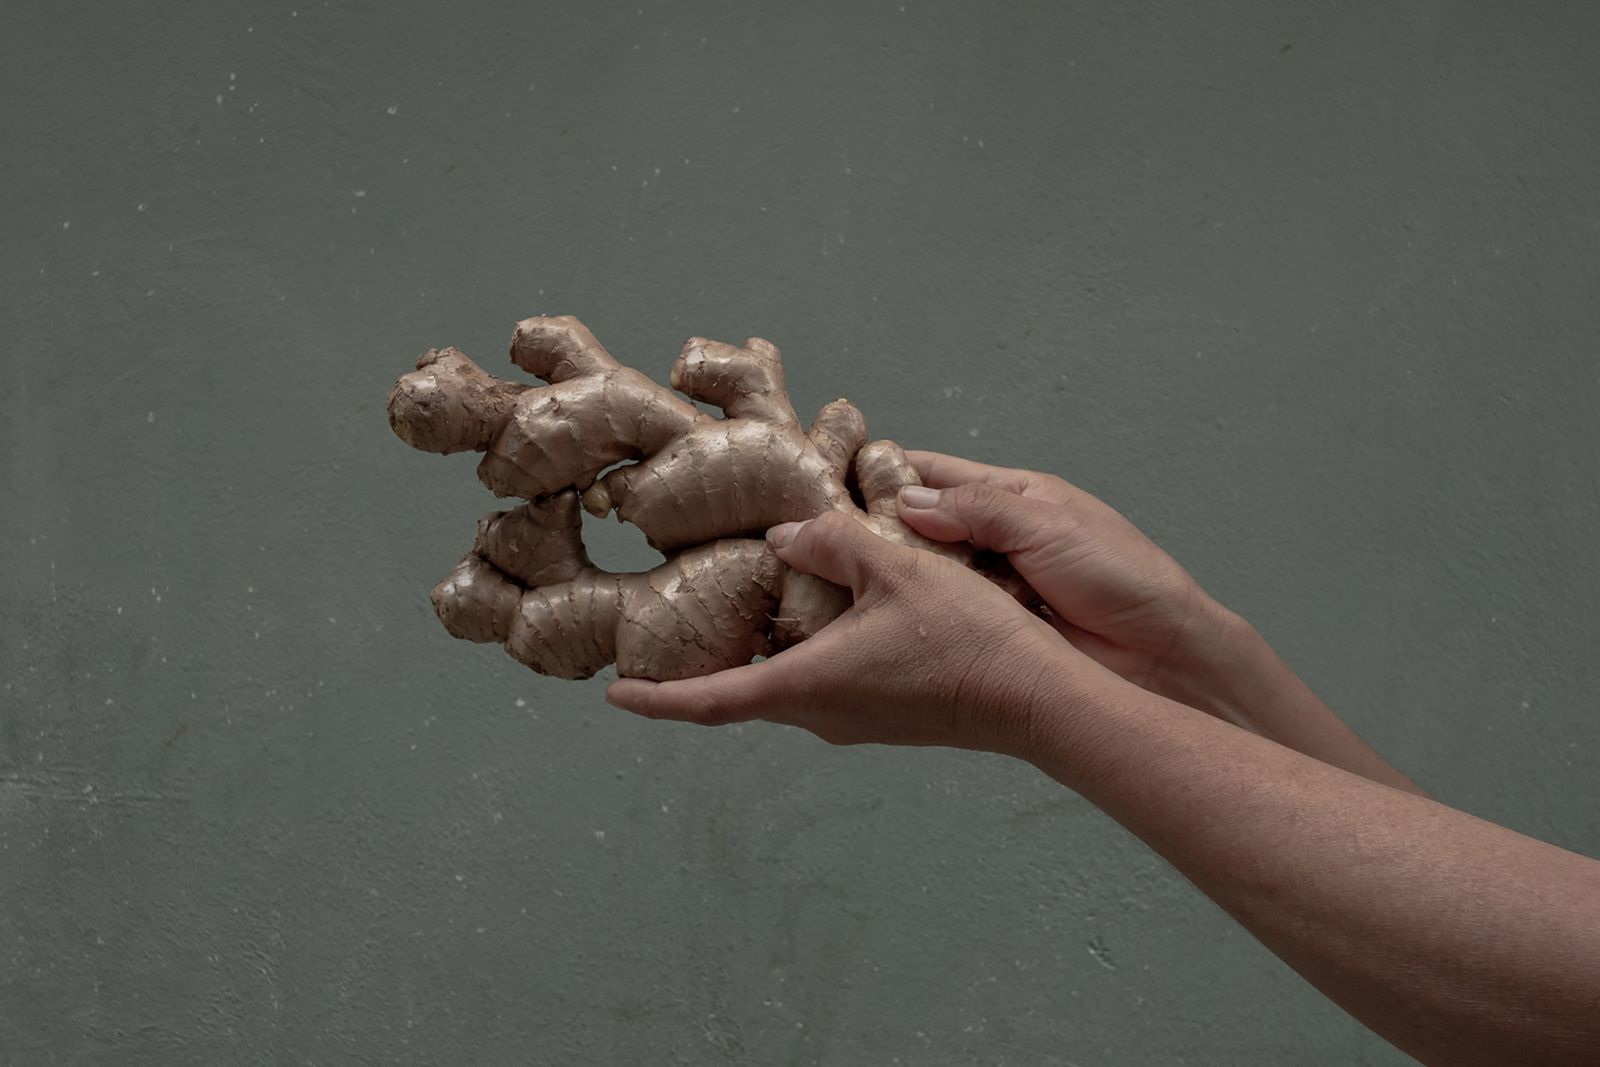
(1160, 601, 1425, 795)
(1025, 669, 1600, 1066)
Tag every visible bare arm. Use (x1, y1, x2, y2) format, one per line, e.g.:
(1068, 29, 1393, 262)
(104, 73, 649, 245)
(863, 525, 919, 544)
(607, 496, 1600, 1064)
(1158, 603, 1427, 795)
(1029, 672, 1600, 1065)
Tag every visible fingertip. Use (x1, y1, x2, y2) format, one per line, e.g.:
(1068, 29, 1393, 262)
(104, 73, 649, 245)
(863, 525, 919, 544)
(898, 485, 940, 509)
(605, 677, 657, 713)
(766, 520, 806, 548)
(896, 496, 970, 542)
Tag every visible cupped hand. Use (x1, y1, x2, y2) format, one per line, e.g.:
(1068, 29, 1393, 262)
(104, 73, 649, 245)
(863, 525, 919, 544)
(604, 511, 1108, 756)
(897, 451, 1238, 700)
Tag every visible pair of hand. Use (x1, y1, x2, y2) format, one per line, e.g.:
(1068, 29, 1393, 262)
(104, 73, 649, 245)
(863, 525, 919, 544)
(605, 451, 1231, 758)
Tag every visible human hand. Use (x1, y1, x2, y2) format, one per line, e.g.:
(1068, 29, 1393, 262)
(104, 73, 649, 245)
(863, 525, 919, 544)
(896, 451, 1241, 705)
(603, 511, 1110, 756)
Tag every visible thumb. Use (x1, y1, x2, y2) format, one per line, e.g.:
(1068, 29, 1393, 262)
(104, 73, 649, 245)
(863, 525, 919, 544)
(895, 481, 1062, 556)
(767, 510, 910, 597)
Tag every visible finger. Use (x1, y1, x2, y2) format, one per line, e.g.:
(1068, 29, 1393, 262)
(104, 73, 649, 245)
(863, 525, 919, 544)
(766, 510, 913, 597)
(903, 450, 1034, 493)
(895, 481, 1066, 556)
(605, 651, 803, 726)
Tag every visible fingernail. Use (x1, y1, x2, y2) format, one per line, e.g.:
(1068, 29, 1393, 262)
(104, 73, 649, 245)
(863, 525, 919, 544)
(899, 485, 940, 509)
(767, 521, 804, 547)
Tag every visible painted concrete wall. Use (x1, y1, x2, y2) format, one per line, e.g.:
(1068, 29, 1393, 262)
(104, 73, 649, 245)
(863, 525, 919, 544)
(4, 2, 1597, 1063)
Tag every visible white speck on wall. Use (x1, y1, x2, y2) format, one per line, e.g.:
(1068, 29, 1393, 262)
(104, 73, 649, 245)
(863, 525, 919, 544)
(594, 830, 605, 841)
(943, 385, 962, 398)
(137, 202, 146, 212)
(386, 105, 397, 115)
(353, 189, 365, 197)
(969, 428, 980, 437)
(61, 221, 69, 230)
(147, 411, 155, 423)
(514, 697, 526, 708)
(216, 94, 223, 106)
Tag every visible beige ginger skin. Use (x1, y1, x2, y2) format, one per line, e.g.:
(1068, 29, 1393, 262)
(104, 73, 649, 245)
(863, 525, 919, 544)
(387, 315, 990, 681)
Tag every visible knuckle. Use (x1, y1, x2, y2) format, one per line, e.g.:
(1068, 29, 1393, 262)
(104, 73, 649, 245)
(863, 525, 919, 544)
(807, 510, 855, 540)
(1157, 568, 1204, 624)
(1037, 473, 1074, 499)
(948, 480, 999, 512)
(950, 481, 1036, 544)
(690, 694, 738, 727)
(892, 550, 931, 588)
(869, 545, 924, 592)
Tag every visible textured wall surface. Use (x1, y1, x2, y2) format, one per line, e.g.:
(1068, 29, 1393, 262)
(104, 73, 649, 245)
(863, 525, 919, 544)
(4, 2, 1597, 1063)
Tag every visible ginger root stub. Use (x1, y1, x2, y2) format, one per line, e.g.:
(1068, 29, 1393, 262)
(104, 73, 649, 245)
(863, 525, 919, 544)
(387, 314, 985, 681)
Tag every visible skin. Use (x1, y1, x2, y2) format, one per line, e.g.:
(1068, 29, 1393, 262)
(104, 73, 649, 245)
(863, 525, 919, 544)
(606, 452, 1600, 1067)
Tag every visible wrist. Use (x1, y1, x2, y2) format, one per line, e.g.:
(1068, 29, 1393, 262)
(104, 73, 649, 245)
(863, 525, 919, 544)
(1009, 649, 1179, 789)
(998, 640, 1133, 765)
(1147, 596, 1271, 729)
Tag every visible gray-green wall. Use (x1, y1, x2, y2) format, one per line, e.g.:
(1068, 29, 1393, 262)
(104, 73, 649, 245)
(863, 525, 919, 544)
(4, 2, 1597, 1063)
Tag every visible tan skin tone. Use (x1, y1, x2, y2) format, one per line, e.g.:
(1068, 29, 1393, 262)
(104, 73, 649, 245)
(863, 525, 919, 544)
(607, 452, 1600, 1067)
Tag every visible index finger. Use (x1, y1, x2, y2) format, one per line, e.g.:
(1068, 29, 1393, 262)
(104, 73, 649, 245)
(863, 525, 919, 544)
(904, 450, 1069, 502)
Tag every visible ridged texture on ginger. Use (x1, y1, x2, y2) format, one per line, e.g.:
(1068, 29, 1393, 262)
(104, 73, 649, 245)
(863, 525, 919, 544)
(430, 493, 786, 681)
(390, 316, 865, 551)
(390, 315, 1012, 682)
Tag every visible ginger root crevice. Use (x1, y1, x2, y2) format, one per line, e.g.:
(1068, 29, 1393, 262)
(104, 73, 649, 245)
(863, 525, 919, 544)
(388, 314, 1007, 682)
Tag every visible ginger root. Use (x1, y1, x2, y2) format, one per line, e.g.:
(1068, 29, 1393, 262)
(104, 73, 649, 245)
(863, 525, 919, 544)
(388, 315, 1004, 681)
(390, 317, 868, 551)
